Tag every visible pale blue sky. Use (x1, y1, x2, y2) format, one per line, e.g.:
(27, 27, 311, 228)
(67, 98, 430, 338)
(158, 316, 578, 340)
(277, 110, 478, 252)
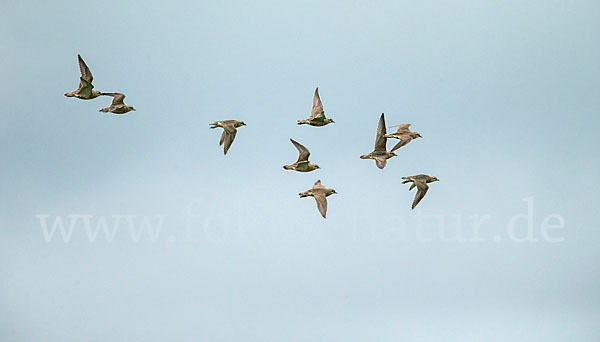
(1, 0, 599, 341)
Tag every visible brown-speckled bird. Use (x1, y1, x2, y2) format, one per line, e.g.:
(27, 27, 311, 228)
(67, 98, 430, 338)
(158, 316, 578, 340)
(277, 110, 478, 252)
(283, 138, 320, 172)
(297, 88, 335, 126)
(99, 93, 136, 114)
(298, 180, 337, 218)
(360, 113, 397, 169)
(210, 120, 247, 155)
(401, 174, 439, 209)
(64, 54, 102, 100)
(385, 124, 422, 152)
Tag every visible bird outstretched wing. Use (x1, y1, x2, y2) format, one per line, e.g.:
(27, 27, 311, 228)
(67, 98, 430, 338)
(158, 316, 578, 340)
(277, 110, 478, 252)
(223, 131, 237, 155)
(290, 138, 311, 162)
(309, 88, 325, 119)
(391, 137, 412, 152)
(313, 192, 328, 218)
(411, 180, 429, 209)
(102, 92, 126, 106)
(77, 54, 93, 83)
(374, 113, 387, 152)
(391, 124, 411, 133)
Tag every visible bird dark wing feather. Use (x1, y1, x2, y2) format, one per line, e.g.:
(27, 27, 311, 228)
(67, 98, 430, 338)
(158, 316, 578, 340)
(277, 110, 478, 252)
(219, 131, 226, 146)
(313, 192, 328, 218)
(391, 137, 411, 152)
(393, 124, 411, 133)
(290, 138, 310, 162)
(374, 113, 387, 152)
(412, 181, 429, 209)
(78, 54, 93, 83)
(223, 131, 237, 154)
(102, 93, 126, 106)
(112, 93, 125, 106)
(310, 88, 324, 118)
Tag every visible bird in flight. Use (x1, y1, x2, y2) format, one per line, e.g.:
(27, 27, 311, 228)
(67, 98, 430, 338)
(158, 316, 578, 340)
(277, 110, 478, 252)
(99, 93, 136, 114)
(64, 54, 102, 100)
(297, 88, 335, 126)
(401, 174, 439, 209)
(283, 138, 320, 172)
(209, 120, 247, 155)
(385, 124, 422, 152)
(360, 113, 397, 169)
(298, 180, 337, 218)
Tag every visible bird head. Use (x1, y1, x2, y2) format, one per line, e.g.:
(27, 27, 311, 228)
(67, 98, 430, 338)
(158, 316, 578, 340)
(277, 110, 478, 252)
(432, 177, 440, 182)
(325, 118, 335, 124)
(360, 154, 369, 159)
(331, 189, 337, 195)
(129, 106, 136, 111)
(415, 133, 422, 138)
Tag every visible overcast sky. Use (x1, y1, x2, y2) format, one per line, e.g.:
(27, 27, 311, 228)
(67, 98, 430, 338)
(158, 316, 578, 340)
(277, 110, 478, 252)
(1, 0, 599, 341)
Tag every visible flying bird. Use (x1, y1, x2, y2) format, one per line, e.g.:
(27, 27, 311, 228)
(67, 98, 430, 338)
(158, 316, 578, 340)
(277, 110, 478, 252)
(385, 124, 422, 152)
(283, 139, 320, 172)
(64, 54, 102, 100)
(401, 174, 439, 209)
(209, 120, 247, 155)
(99, 93, 136, 114)
(298, 180, 337, 218)
(360, 113, 397, 169)
(297, 88, 335, 126)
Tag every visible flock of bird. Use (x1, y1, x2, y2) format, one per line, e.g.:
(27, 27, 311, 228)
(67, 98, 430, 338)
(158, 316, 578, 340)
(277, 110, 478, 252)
(64, 55, 136, 114)
(64, 54, 439, 219)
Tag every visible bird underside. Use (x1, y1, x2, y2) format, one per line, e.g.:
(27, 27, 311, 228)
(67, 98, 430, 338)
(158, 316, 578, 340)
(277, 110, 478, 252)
(298, 118, 329, 126)
(107, 105, 129, 114)
(295, 161, 309, 170)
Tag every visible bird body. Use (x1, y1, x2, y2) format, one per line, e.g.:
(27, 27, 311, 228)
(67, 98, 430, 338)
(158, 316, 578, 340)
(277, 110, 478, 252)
(64, 54, 102, 100)
(401, 174, 439, 209)
(99, 93, 136, 114)
(385, 124, 422, 152)
(210, 120, 246, 155)
(299, 180, 337, 218)
(283, 138, 320, 172)
(360, 113, 397, 169)
(297, 88, 335, 126)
